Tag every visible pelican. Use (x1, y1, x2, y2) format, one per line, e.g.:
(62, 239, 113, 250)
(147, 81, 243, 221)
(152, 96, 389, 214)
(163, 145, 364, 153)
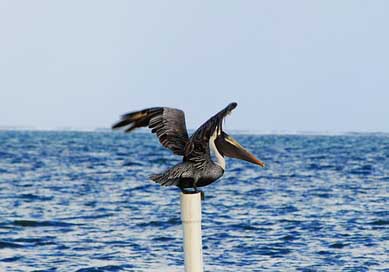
(112, 102, 264, 194)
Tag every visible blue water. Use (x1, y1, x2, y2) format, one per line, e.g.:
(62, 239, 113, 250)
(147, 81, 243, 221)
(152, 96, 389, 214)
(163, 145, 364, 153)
(0, 131, 388, 271)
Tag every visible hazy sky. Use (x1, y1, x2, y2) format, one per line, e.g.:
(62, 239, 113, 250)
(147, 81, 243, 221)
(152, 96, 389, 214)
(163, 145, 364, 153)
(1, 1, 388, 132)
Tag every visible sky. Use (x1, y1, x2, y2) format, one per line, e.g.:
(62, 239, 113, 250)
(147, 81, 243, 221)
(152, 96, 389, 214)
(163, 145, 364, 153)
(1, 1, 388, 132)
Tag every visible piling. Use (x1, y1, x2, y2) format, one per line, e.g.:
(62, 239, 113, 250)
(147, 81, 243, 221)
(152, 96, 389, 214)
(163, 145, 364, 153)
(180, 192, 204, 272)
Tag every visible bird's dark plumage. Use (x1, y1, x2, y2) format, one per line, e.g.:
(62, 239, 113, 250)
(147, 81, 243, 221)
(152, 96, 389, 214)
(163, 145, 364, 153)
(184, 102, 237, 170)
(112, 102, 264, 193)
(112, 107, 189, 155)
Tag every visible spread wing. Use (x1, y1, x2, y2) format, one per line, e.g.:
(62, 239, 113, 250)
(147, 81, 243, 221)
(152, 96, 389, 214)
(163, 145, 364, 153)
(184, 102, 237, 169)
(112, 107, 189, 156)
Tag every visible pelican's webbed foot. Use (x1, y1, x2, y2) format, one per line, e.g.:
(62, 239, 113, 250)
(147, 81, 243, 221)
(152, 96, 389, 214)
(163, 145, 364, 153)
(193, 185, 205, 201)
(178, 186, 205, 201)
(179, 186, 190, 194)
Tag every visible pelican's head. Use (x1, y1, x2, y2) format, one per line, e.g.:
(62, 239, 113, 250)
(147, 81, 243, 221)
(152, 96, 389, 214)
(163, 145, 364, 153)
(215, 132, 265, 167)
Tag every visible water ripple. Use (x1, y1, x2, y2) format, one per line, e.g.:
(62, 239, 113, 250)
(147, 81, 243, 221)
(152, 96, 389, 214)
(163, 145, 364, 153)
(0, 131, 388, 271)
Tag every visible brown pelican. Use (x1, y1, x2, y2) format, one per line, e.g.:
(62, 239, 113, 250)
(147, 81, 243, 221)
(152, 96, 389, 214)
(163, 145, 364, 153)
(112, 102, 264, 194)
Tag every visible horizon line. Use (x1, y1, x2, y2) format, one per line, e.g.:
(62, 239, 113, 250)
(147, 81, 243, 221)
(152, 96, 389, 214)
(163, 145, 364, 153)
(1, 126, 389, 136)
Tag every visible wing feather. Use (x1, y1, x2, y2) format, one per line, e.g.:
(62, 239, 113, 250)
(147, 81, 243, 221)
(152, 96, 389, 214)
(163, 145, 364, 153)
(112, 107, 189, 156)
(184, 102, 237, 169)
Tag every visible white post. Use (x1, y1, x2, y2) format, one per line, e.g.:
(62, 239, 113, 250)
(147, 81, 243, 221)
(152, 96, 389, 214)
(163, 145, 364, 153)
(180, 192, 204, 272)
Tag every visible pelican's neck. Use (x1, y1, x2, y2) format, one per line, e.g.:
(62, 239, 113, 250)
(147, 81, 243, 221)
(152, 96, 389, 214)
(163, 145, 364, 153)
(209, 130, 225, 170)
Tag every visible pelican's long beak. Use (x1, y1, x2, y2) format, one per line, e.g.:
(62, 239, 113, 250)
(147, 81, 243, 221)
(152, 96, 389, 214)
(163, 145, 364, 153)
(215, 132, 265, 167)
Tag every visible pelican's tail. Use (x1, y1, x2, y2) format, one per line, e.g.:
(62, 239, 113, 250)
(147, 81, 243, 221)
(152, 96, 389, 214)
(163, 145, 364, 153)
(150, 163, 189, 186)
(150, 172, 179, 186)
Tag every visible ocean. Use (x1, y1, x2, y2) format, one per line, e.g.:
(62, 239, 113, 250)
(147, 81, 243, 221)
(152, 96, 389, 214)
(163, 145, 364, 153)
(0, 131, 388, 271)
